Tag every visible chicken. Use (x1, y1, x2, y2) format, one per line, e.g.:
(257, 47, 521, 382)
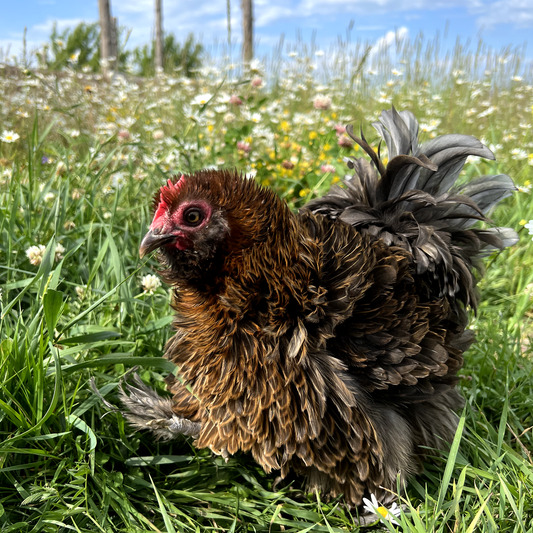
(119, 107, 517, 507)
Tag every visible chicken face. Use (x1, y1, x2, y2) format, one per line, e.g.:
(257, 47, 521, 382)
(139, 174, 231, 277)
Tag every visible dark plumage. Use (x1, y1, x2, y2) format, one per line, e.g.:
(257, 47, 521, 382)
(119, 107, 517, 507)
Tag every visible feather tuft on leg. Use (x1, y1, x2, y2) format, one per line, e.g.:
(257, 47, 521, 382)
(90, 369, 201, 441)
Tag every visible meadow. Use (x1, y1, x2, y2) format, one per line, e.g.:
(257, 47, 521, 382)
(1, 33, 533, 531)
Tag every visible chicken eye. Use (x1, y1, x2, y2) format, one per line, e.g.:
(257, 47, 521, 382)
(184, 208, 204, 226)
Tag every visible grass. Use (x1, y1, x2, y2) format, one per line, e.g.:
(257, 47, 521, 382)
(1, 33, 533, 531)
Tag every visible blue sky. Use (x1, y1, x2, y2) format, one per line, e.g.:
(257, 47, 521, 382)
(1, 0, 532, 61)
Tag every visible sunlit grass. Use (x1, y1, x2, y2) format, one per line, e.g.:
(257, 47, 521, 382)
(1, 33, 533, 531)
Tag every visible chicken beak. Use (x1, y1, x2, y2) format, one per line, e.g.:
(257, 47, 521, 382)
(139, 230, 176, 258)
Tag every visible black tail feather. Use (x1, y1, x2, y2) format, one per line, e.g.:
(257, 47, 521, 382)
(305, 107, 518, 307)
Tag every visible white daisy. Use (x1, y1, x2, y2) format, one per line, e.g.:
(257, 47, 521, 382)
(362, 494, 401, 525)
(1, 130, 20, 143)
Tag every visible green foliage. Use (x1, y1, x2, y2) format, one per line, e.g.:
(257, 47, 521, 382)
(132, 33, 204, 77)
(37, 22, 130, 73)
(35, 22, 204, 77)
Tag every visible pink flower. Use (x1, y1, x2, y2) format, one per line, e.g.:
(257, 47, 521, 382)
(313, 95, 332, 110)
(118, 129, 131, 140)
(338, 135, 354, 149)
(320, 164, 336, 173)
(334, 124, 346, 135)
(251, 77, 263, 88)
(229, 95, 243, 106)
(237, 141, 251, 153)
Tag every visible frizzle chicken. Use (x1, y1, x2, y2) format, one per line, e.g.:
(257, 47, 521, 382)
(119, 108, 517, 507)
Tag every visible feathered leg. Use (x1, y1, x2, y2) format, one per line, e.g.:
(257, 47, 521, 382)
(90, 370, 202, 441)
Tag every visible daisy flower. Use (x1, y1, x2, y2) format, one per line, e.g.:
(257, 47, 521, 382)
(362, 494, 401, 525)
(524, 220, 533, 239)
(1, 130, 20, 143)
(191, 93, 213, 106)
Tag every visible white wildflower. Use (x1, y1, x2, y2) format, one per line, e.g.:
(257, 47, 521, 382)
(54, 243, 65, 262)
(511, 148, 528, 160)
(223, 112, 236, 123)
(362, 494, 401, 526)
(26, 244, 46, 265)
(70, 129, 80, 138)
(153, 129, 165, 140)
(75, 286, 85, 299)
(44, 192, 55, 202)
(1, 130, 20, 143)
(141, 274, 161, 294)
(191, 93, 213, 106)
(478, 106, 496, 118)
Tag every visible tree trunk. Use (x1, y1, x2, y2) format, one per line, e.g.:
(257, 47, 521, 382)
(154, 0, 164, 74)
(110, 16, 118, 71)
(98, 0, 113, 78)
(241, 0, 253, 67)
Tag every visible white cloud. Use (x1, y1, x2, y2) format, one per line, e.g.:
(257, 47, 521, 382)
(256, 6, 296, 27)
(373, 27, 409, 51)
(475, 0, 533, 27)
(368, 26, 409, 60)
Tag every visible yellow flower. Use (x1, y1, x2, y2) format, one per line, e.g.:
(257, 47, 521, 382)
(269, 151, 276, 160)
(331, 112, 337, 119)
(309, 131, 318, 140)
(299, 188, 310, 197)
(520, 219, 527, 226)
(207, 124, 214, 133)
(324, 143, 332, 151)
(332, 176, 340, 183)
(280, 121, 290, 132)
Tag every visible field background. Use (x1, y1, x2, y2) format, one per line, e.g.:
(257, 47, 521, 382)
(1, 33, 533, 532)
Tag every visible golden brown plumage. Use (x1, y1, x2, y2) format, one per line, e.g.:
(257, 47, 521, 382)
(119, 107, 517, 507)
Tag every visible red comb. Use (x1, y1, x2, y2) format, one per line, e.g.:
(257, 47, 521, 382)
(152, 175, 187, 226)
(161, 174, 186, 196)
